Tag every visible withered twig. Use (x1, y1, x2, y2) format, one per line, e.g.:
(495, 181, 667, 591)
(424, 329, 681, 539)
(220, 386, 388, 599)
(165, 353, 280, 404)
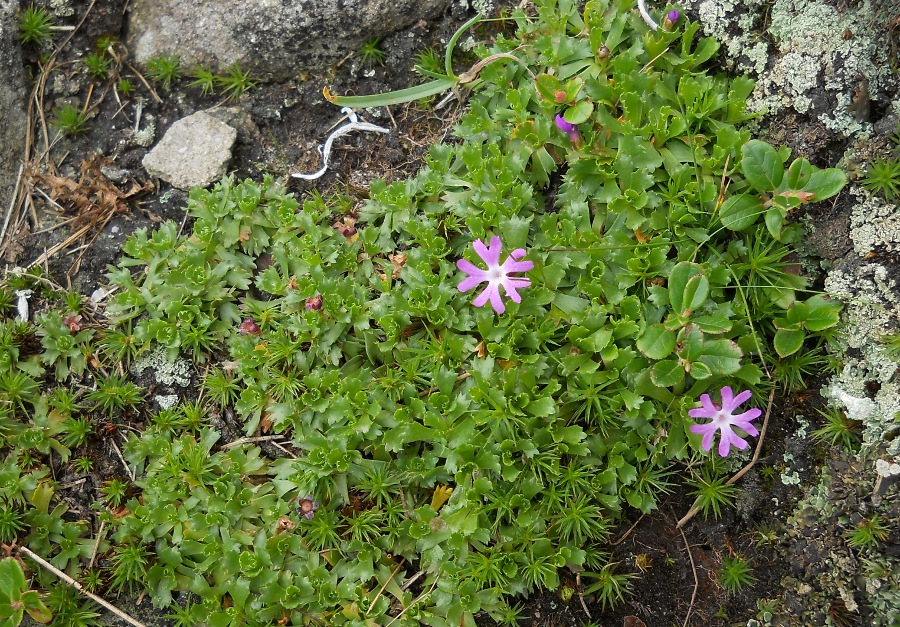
(19, 545, 146, 627)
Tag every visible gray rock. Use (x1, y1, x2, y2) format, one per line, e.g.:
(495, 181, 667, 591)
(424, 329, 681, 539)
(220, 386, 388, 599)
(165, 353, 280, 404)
(126, 0, 452, 79)
(142, 111, 237, 190)
(0, 1, 28, 213)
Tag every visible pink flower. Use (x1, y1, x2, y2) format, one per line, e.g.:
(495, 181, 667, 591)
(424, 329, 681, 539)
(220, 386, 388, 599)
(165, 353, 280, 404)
(456, 236, 533, 314)
(689, 386, 761, 457)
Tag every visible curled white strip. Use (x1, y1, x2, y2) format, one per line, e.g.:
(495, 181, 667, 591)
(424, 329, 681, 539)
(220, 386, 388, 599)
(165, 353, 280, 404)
(15, 290, 31, 322)
(637, 0, 660, 30)
(292, 107, 391, 181)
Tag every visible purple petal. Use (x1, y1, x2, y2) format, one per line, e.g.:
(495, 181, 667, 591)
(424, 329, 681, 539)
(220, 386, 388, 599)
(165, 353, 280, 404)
(719, 386, 735, 410)
(502, 257, 534, 273)
(473, 284, 500, 309)
(718, 428, 749, 457)
(488, 288, 506, 314)
(473, 237, 502, 267)
(667, 10, 680, 22)
(555, 114, 576, 133)
(690, 422, 717, 451)
(688, 407, 715, 419)
(458, 275, 487, 293)
(727, 389, 753, 412)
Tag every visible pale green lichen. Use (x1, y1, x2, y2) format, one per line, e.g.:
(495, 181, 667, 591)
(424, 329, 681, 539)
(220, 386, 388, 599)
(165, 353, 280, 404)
(155, 394, 179, 410)
(132, 123, 156, 148)
(849, 190, 900, 256)
(132, 345, 192, 387)
(686, 0, 895, 137)
(823, 259, 900, 455)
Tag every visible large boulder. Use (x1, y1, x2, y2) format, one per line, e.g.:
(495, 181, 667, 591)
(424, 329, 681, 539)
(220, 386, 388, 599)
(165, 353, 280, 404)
(0, 0, 27, 213)
(126, 0, 453, 79)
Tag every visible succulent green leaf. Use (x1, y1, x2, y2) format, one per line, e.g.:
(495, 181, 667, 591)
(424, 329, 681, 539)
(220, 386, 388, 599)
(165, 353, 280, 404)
(637, 324, 676, 359)
(774, 328, 806, 357)
(719, 194, 763, 231)
(741, 140, 784, 191)
(564, 100, 594, 124)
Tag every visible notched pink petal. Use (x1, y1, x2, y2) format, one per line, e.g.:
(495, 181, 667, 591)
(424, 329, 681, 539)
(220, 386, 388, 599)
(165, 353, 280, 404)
(480, 236, 503, 267)
(457, 276, 485, 293)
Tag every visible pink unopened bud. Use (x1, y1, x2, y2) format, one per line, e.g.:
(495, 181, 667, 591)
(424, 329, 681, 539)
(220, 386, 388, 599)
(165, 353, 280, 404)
(554, 114, 582, 145)
(596, 45, 610, 60)
(662, 9, 680, 30)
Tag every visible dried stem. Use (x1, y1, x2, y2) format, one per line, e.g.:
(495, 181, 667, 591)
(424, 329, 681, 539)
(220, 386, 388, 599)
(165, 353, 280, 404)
(18, 546, 146, 627)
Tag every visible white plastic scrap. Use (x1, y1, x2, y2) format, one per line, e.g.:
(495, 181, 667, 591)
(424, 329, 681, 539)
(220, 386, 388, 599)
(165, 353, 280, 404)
(14, 290, 32, 322)
(637, 0, 659, 31)
(291, 107, 390, 181)
(90, 286, 110, 303)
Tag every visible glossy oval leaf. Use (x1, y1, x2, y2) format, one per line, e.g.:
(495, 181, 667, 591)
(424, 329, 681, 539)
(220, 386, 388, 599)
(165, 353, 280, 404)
(774, 328, 806, 357)
(719, 194, 763, 231)
(669, 262, 707, 315)
(742, 139, 784, 191)
(637, 323, 676, 359)
(803, 168, 847, 202)
(682, 273, 710, 314)
(564, 100, 594, 125)
(696, 338, 743, 375)
(651, 359, 684, 387)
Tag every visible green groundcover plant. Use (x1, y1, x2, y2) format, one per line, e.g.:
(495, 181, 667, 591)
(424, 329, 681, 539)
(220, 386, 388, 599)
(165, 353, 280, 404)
(0, 0, 848, 625)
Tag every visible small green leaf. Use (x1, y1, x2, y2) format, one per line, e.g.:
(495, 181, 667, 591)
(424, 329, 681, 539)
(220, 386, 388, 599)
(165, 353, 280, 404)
(802, 295, 841, 331)
(534, 73, 563, 102)
(765, 205, 787, 240)
(651, 360, 684, 387)
(681, 273, 710, 314)
(741, 140, 784, 191)
(696, 338, 743, 375)
(21, 592, 51, 624)
(564, 100, 594, 125)
(774, 328, 806, 357)
(0, 559, 26, 594)
(637, 324, 677, 359)
(785, 158, 813, 189)
(803, 168, 847, 201)
(719, 194, 763, 231)
(668, 262, 706, 315)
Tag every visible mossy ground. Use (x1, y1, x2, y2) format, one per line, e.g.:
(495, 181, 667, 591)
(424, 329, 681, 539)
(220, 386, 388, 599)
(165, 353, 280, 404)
(6, 0, 900, 625)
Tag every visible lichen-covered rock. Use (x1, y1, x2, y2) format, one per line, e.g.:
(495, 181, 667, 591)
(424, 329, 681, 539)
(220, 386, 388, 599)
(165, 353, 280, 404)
(0, 0, 28, 213)
(683, 0, 898, 138)
(142, 111, 237, 190)
(126, 0, 452, 79)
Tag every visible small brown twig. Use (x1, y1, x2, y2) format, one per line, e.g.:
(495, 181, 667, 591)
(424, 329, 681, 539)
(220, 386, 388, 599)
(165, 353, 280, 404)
(575, 572, 592, 620)
(678, 524, 698, 627)
(676, 388, 776, 529)
(366, 560, 404, 616)
(222, 435, 286, 449)
(610, 514, 645, 546)
(18, 545, 146, 627)
(88, 520, 106, 568)
(110, 437, 135, 482)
